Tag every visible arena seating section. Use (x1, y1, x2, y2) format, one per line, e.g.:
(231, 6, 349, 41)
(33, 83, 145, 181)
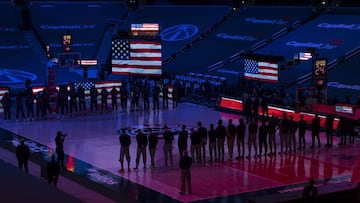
(30, 2, 127, 58)
(325, 54, 360, 103)
(254, 12, 360, 85)
(128, 5, 231, 59)
(1, 2, 360, 203)
(0, 3, 43, 85)
(163, 6, 314, 74)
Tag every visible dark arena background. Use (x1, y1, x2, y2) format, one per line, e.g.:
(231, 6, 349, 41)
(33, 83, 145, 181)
(1, 0, 360, 202)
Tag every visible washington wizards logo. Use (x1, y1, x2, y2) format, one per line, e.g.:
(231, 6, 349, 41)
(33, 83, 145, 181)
(118, 124, 194, 138)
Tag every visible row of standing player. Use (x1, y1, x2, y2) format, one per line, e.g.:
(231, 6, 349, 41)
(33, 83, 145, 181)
(1, 81, 179, 120)
(118, 113, 357, 172)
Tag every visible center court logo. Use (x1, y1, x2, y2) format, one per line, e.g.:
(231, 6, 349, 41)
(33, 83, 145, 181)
(122, 124, 194, 138)
(160, 24, 198, 42)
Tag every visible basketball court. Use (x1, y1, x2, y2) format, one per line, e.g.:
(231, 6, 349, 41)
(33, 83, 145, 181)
(0, 102, 359, 202)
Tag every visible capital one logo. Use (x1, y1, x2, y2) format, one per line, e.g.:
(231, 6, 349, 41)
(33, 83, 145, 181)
(40, 24, 96, 30)
(327, 82, 360, 91)
(286, 41, 337, 50)
(246, 17, 287, 25)
(318, 23, 360, 30)
(160, 24, 198, 42)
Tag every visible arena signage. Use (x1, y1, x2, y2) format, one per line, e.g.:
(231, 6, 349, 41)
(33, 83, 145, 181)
(327, 82, 360, 91)
(160, 24, 198, 42)
(216, 33, 257, 41)
(246, 17, 287, 25)
(317, 23, 360, 30)
(0, 27, 15, 32)
(40, 24, 96, 30)
(0, 45, 30, 49)
(48, 43, 94, 47)
(286, 41, 337, 50)
(10, 139, 49, 154)
(216, 69, 240, 75)
(87, 168, 118, 185)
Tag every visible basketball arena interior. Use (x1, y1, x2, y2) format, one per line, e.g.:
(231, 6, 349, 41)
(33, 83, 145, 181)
(1, 0, 360, 202)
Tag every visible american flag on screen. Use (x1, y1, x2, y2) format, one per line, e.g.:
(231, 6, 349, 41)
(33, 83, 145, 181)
(131, 23, 159, 31)
(111, 39, 162, 76)
(244, 59, 278, 83)
(299, 52, 312, 61)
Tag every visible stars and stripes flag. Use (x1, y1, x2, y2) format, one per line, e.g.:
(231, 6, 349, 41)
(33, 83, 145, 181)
(131, 23, 159, 36)
(299, 52, 312, 61)
(111, 39, 162, 76)
(244, 59, 278, 83)
(31, 80, 122, 103)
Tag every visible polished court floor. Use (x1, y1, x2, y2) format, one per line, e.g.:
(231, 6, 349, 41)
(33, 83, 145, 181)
(0, 102, 359, 202)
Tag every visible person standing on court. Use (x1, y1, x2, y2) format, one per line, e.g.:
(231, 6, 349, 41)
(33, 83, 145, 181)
(190, 128, 201, 163)
(77, 85, 86, 112)
(1, 91, 11, 120)
(55, 131, 66, 167)
(47, 155, 60, 187)
(172, 85, 178, 109)
(69, 84, 78, 115)
(208, 123, 217, 162)
(325, 114, 334, 147)
(197, 122, 207, 163)
(110, 86, 118, 111)
(100, 87, 109, 112)
(148, 128, 158, 168)
(119, 128, 131, 172)
(134, 129, 148, 170)
(16, 92, 25, 120)
(163, 125, 174, 166)
(178, 125, 188, 159)
(268, 117, 277, 155)
(120, 82, 128, 111)
(258, 119, 268, 157)
(152, 83, 160, 110)
(247, 118, 258, 158)
(236, 118, 246, 159)
(279, 113, 289, 153)
(337, 116, 347, 145)
(227, 118, 236, 160)
(142, 80, 150, 110)
(162, 83, 168, 109)
(179, 149, 192, 195)
(216, 119, 226, 161)
(289, 115, 298, 152)
(16, 138, 30, 173)
(311, 114, 321, 148)
(90, 86, 98, 112)
(298, 115, 307, 150)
